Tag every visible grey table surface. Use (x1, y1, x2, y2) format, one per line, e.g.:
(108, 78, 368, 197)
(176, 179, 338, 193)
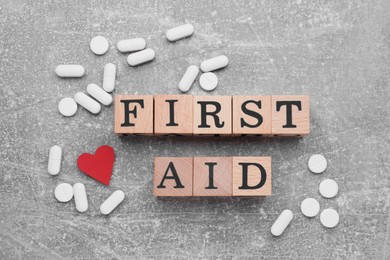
(0, 0, 389, 259)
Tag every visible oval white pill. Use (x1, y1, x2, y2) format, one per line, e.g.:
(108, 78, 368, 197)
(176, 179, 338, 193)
(55, 65, 85, 78)
(308, 154, 327, 174)
(58, 97, 78, 117)
(319, 179, 338, 198)
(166, 23, 194, 42)
(90, 36, 109, 55)
(199, 72, 218, 91)
(178, 65, 199, 92)
(102, 63, 116, 93)
(74, 92, 101, 114)
(200, 55, 229, 72)
(271, 209, 293, 236)
(73, 183, 88, 213)
(117, 38, 146, 53)
(301, 198, 320, 217)
(320, 208, 339, 228)
(48, 145, 62, 176)
(127, 48, 155, 66)
(100, 190, 125, 215)
(86, 84, 112, 106)
(54, 183, 74, 202)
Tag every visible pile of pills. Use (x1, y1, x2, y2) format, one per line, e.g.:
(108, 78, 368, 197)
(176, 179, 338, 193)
(48, 145, 125, 215)
(271, 154, 340, 236)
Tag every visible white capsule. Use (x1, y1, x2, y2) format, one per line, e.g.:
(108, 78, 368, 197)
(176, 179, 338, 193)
(74, 92, 101, 114)
(199, 72, 218, 91)
(86, 84, 112, 106)
(200, 55, 228, 72)
(100, 190, 125, 215)
(54, 183, 73, 202)
(178, 65, 199, 92)
(271, 209, 293, 236)
(127, 48, 155, 66)
(55, 65, 85, 78)
(117, 38, 146, 53)
(166, 23, 194, 42)
(73, 183, 88, 213)
(48, 145, 62, 176)
(102, 63, 116, 93)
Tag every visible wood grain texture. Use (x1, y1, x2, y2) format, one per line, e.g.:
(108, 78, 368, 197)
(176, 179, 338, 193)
(154, 95, 193, 135)
(114, 95, 154, 135)
(232, 96, 271, 135)
(232, 157, 272, 196)
(271, 95, 310, 136)
(193, 157, 232, 196)
(154, 157, 193, 197)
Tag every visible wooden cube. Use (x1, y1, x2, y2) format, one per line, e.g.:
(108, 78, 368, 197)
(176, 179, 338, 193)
(154, 157, 193, 196)
(193, 96, 232, 135)
(154, 95, 193, 135)
(232, 96, 271, 135)
(232, 157, 271, 196)
(193, 157, 232, 196)
(115, 95, 154, 135)
(271, 95, 310, 136)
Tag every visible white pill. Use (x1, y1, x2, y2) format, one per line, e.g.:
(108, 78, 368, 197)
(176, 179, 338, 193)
(271, 209, 293, 236)
(178, 65, 199, 92)
(200, 55, 229, 72)
(199, 72, 218, 91)
(166, 23, 194, 42)
(301, 198, 320, 217)
(100, 190, 125, 215)
(127, 48, 155, 66)
(102, 63, 116, 92)
(86, 84, 112, 106)
(54, 183, 73, 202)
(48, 145, 62, 176)
(90, 36, 109, 55)
(58, 97, 78, 117)
(73, 183, 88, 213)
(308, 154, 327, 174)
(55, 65, 85, 78)
(320, 208, 339, 228)
(117, 38, 146, 53)
(319, 179, 339, 198)
(74, 92, 101, 114)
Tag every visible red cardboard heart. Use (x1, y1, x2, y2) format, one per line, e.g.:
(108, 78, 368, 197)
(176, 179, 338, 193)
(77, 145, 115, 185)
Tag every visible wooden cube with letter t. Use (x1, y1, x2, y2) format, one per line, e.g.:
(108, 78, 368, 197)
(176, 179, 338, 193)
(193, 96, 232, 135)
(271, 95, 310, 136)
(154, 157, 193, 196)
(154, 95, 193, 135)
(232, 96, 271, 135)
(232, 157, 272, 196)
(114, 95, 154, 135)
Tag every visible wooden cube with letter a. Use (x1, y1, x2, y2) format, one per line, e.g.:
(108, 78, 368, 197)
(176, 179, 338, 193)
(193, 96, 232, 135)
(271, 95, 310, 136)
(193, 157, 232, 196)
(154, 95, 193, 135)
(232, 96, 271, 135)
(232, 157, 271, 196)
(154, 157, 193, 196)
(115, 95, 154, 135)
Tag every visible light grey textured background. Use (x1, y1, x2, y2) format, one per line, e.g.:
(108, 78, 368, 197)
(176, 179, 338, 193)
(0, 0, 389, 259)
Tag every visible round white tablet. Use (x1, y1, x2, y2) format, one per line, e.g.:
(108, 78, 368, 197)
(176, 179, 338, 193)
(54, 183, 74, 202)
(319, 179, 338, 198)
(308, 154, 327, 174)
(199, 72, 218, 91)
(300, 198, 320, 217)
(90, 36, 109, 55)
(320, 208, 339, 228)
(58, 97, 78, 117)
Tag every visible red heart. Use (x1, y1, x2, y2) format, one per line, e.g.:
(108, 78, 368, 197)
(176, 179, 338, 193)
(77, 145, 115, 185)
